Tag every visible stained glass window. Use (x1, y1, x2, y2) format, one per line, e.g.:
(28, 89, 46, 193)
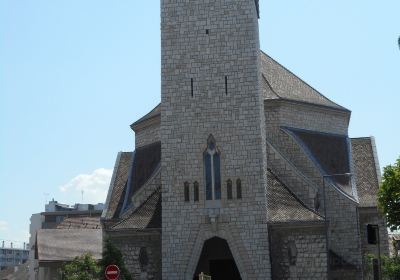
(204, 135, 221, 201)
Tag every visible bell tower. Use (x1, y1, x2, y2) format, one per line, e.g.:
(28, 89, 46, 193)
(161, 0, 271, 278)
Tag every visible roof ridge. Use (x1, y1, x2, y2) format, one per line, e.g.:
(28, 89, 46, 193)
(260, 50, 349, 112)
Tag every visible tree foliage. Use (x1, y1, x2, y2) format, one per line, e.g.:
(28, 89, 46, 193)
(62, 253, 101, 280)
(101, 238, 132, 280)
(378, 157, 400, 231)
(365, 254, 400, 280)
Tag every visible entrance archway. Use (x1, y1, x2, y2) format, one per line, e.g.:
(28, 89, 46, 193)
(193, 237, 242, 280)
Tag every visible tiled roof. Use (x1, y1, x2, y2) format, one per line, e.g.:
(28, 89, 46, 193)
(351, 137, 381, 207)
(267, 169, 323, 223)
(102, 152, 133, 220)
(36, 229, 102, 262)
(57, 216, 101, 229)
(112, 188, 161, 230)
(260, 51, 349, 111)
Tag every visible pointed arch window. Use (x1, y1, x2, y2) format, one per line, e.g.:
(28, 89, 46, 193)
(204, 135, 221, 200)
(184, 182, 190, 202)
(227, 179, 233, 200)
(236, 179, 242, 199)
(193, 181, 199, 202)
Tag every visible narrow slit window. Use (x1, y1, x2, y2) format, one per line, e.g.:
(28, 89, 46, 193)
(191, 78, 194, 97)
(225, 76, 228, 95)
(184, 182, 190, 202)
(227, 179, 233, 200)
(206, 29, 209, 35)
(193, 181, 199, 202)
(236, 179, 242, 199)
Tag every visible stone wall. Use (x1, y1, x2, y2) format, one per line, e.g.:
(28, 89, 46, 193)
(135, 121, 160, 148)
(325, 185, 363, 279)
(107, 230, 161, 280)
(269, 224, 327, 280)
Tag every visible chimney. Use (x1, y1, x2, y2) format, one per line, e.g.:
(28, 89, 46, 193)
(11, 242, 13, 248)
(2, 241, 4, 248)
(23, 242, 26, 250)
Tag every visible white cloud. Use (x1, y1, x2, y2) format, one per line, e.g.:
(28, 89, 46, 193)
(59, 168, 112, 204)
(0, 220, 9, 232)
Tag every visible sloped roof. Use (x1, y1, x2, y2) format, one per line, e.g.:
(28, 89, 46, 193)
(351, 137, 381, 207)
(130, 104, 161, 130)
(126, 141, 161, 201)
(112, 188, 161, 230)
(267, 169, 323, 223)
(57, 216, 101, 229)
(37, 229, 102, 262)
(260, 51, 349, 111)
(102, 152, 133, 220)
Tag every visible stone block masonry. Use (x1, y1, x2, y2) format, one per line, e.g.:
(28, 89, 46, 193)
(161, 0, 271, 279)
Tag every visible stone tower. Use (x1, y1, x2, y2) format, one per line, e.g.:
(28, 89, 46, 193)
(161, 0, 270, 279)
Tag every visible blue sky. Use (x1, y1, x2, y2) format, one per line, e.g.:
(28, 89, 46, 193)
(0, 1, 399, 246)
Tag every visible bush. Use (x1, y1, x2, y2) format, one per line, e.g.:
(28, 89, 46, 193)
(62, 253, 101, 280)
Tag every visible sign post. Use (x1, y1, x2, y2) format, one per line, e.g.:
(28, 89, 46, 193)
(105, 264, 120, 280)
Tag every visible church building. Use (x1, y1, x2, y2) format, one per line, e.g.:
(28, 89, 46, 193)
(101, 1, 388, 279)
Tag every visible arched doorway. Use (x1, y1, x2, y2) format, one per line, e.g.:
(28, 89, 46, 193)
(193, 237, 242, 280)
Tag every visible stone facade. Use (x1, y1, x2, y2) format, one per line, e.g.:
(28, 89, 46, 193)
(101, 1, 389, 279)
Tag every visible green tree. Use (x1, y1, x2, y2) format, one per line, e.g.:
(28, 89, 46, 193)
(62, 253, 101, 280)
(365, 254, 400, 280)
(101, 238, 132, 280)
(378, 157, 400, 231)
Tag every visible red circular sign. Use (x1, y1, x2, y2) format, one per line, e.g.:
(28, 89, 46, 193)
(105, 264, 120, 280)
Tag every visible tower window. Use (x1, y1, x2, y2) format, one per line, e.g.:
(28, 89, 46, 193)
(184, 182, 190, 202)
(194, 181, 199, 202)
(236, 179, 242, 199)
(227, 179, 233, 200)
(206, 29, 209, 35)
(225, 76, 228, 95)
(191, 78, 194, 97)
(204, 135, 221, 200)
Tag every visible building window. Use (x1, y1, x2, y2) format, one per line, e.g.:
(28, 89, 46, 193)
(227, 179, 233, 200)
(193, 181, 199, 202)
(367, 224, 378, 244)
(236, 179, 242, 199)
(184, 182, 190, 202)
(204, 135, 221, 200)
